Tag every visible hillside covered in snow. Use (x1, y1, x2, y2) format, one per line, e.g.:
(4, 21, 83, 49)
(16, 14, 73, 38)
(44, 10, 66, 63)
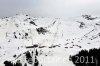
(0, 14, 100, 66)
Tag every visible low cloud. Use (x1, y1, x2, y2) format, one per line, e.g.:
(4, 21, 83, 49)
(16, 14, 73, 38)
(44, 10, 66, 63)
(0, 0, 100, 17)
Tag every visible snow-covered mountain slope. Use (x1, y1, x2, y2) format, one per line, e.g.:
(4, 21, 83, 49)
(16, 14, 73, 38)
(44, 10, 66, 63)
(0, 14, 100, 66)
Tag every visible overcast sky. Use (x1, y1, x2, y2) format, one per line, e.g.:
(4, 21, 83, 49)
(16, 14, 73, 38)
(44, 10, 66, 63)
(0, 0, 100, 17)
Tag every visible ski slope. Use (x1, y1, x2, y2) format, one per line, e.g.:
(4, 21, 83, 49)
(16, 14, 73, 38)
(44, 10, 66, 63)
(0, 14, 100, 66)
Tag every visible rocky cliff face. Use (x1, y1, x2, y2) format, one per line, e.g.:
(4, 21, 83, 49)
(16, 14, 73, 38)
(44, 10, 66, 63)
(0, 14, 100, 66)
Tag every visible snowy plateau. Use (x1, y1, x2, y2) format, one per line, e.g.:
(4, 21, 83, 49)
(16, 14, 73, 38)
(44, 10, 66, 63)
(0, 14, 100, 66)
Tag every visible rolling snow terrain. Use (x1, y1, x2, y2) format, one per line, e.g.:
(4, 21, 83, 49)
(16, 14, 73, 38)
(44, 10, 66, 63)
(0, 14, 100, 66)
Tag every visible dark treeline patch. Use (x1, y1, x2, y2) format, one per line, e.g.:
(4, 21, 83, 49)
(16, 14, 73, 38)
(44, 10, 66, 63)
(14, 60, 22, 66)
(14, 35, 17, 39)
(4, 61, 13, 66)
(36, 27, 48, 35)
(70, 48, 100, 66)
(24, 33, 28, 39)
(98, 33, 100, 36)
(96, 23, 100, 26)
(4, 50, 40, 66)
(25, 33, 28, 37)
(24, 63, 27, 66)
(13, 32, 17, 39)
(13, 54, 17, 58)
(79, 22, 85, 28)
(25, 51, 33, 64)
(29, 21, 37, 26)
(34, 56, 39, 66)
(76, 21, 85, 28)
(4, 60, 22, 66)
(82, 15, 97, 20)
(35, 49, 38, 56)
